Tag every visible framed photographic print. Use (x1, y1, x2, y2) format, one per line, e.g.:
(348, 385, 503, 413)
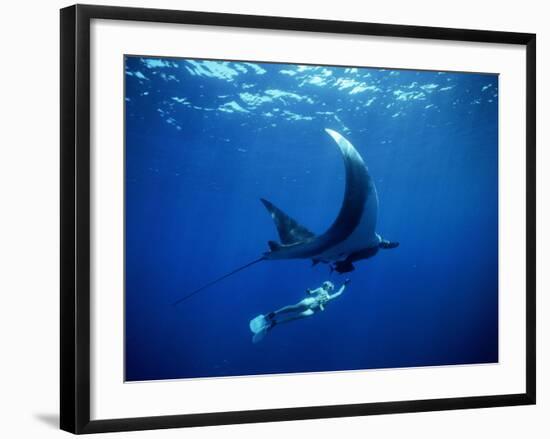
(60, 4, 536, 434)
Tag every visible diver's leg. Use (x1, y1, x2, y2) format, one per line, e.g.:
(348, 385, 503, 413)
(272, 309, 314, 327)
(264, 305, 297, 321)
(272, 301, 309, 316)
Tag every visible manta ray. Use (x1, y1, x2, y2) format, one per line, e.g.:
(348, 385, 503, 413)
(174, 129, 398, 305)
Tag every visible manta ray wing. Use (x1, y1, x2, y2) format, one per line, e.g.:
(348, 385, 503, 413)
(262, 129, 372, 260)
(260, 198, 315, 245)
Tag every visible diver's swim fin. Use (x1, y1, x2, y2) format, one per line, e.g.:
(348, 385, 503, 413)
(252, 329, 268, 344)
(249, 314, 272, 343)
(249, 314, 268, 333)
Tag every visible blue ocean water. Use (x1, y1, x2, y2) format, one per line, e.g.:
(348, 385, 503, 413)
(124, 56, 498, 381)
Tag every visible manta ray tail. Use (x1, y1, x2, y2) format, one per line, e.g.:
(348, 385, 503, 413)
(260, 198, 315, 247)
(172, 257, 265, 306)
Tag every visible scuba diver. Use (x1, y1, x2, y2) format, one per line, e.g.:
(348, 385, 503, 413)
(249, 279, 350, 343)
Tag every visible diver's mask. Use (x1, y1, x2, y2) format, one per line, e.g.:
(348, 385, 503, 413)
(322, 281, 335, 292)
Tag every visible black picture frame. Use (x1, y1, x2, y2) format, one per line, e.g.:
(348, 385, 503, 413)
(60, 4, 536, 434)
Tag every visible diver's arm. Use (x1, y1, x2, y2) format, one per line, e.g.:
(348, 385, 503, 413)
(328, 280, 350, 301)
(328, 285, 345, 300)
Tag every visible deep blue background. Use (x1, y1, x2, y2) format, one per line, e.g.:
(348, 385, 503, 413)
(125, 57, 498, 381)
